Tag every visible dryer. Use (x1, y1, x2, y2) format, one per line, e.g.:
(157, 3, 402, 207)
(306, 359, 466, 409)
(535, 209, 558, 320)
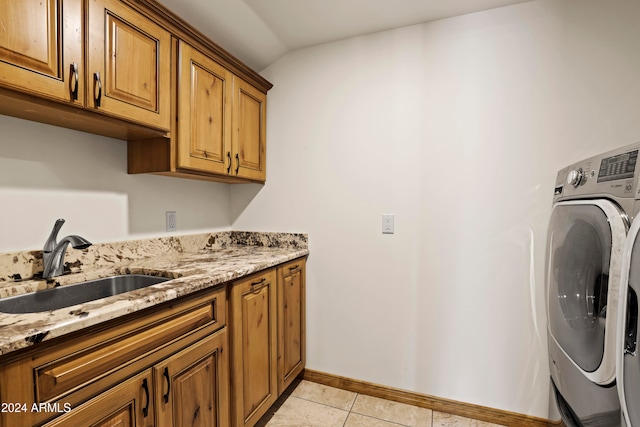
(546, 143, 640, 426)
(618, 217, 640, 427)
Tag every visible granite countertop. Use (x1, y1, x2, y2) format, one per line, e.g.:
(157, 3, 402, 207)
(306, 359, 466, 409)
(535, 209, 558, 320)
(0, 231, 308, 356)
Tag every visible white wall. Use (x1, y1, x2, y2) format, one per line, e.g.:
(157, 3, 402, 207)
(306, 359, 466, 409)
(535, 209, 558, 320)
(2, 0, 640, 419)
(0, 115, 231, 252)
(231, 0, 640, 418)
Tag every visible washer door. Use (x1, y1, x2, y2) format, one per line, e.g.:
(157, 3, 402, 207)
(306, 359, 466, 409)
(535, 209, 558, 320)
(547, 200, 627, 384)
(618, 218, 640, 427)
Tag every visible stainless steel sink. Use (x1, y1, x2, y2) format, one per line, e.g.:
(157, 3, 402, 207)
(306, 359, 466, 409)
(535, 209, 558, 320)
(0, 275, 170, 314)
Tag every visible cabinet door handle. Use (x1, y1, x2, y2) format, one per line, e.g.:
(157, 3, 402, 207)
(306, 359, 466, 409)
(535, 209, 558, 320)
(70, 63, 79, 101)
(251, 278, 266, 287)
(227, 151, 232, 173)
(94, 72, 102, 107)
(235, 153, 240, 175)
(163, 366, 171, 403)
(141, 378, 150, 417)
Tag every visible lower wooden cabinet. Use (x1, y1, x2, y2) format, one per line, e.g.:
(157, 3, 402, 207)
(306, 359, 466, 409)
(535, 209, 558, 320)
(277, 258, 306, 394)
(43, 369, 155, 427)
(230, 269, 278, 427)
(0, 286, 227, 427)
(229, 258, 307, 427)
(43, 329, 229, 427)
(155, 330, 229, 427)
(0, 259, 306, 427)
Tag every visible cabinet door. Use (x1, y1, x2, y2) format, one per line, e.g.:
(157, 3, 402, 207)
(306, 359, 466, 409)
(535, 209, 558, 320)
(231, 269, 277, 427)
(87, 0, 171, 130)
(43, 370, 154, 427)
(155, 329, 229, 427)
(231, 77, 266, 182)
(277, 259, 306, 393)
(176, 41, 233, 175)
(0, 0, 83, 104)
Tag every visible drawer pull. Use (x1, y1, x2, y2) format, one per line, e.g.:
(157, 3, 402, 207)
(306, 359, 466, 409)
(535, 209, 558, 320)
(142, 378, 150, 417)
(251, 278, 266, 287)
(289, 265, 300, 272)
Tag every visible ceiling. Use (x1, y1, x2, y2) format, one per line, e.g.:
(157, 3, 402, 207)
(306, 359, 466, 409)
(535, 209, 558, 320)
(158, 0, 532, 71)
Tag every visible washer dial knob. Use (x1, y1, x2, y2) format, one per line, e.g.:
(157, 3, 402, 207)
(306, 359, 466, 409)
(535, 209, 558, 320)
(567, 168, 584, 187)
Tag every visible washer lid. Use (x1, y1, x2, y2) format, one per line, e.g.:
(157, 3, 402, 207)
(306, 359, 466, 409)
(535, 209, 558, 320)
(618, 217, 640, 427)
(546, 199, 627, 384)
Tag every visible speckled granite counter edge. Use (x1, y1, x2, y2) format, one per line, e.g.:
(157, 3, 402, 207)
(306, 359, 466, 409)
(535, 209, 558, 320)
(0, 231, 308, 356)
(0, 231, 307, 296)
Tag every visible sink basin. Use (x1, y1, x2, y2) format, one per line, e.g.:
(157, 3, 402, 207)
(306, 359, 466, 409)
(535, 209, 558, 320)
(0, 275, 171, 314)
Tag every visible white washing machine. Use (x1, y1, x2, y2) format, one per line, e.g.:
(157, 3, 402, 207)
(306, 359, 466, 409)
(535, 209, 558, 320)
(546, 143, 640, 426)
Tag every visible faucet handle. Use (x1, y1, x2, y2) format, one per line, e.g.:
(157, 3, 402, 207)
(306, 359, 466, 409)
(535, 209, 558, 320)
(43, 219, 65, 253)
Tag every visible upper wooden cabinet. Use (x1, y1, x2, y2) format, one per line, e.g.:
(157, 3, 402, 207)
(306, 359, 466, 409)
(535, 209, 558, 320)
(175, 41, 233, 176)
(0, 0, 271, 181)
(0, 0, 171, 135)
(0, 0, 83, 104)
(87, 0, 171, 130)
(128, 41, 268, 183)
(232, 76, 267, 182)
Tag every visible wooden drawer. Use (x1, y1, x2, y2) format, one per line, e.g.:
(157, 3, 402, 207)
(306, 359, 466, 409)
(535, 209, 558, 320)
(30, 286, 226, 404)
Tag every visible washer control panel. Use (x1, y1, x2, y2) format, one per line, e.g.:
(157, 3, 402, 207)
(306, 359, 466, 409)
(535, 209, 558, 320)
(597, 150, 638, 183)
(554, 143, 640, 202)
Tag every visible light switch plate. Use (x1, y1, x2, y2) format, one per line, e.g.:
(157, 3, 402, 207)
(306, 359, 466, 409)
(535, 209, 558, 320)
(382, 214, 394, 234)
(166, 211, 177, 232)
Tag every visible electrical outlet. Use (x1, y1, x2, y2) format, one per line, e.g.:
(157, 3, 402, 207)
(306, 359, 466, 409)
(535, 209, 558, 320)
(382, 214, 394, 234)
(166, 211, 177, 232)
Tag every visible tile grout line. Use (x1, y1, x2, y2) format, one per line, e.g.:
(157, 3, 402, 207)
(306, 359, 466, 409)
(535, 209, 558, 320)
(349, 393, 358, 411)
(292, 381, 440, 427)
(289, 394, 352, 414)
(341, 392, 357, 427)
(346, 392, 421, 427)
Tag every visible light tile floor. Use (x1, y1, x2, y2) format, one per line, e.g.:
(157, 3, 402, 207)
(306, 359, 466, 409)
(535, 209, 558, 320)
(256, 380, 504, 427)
